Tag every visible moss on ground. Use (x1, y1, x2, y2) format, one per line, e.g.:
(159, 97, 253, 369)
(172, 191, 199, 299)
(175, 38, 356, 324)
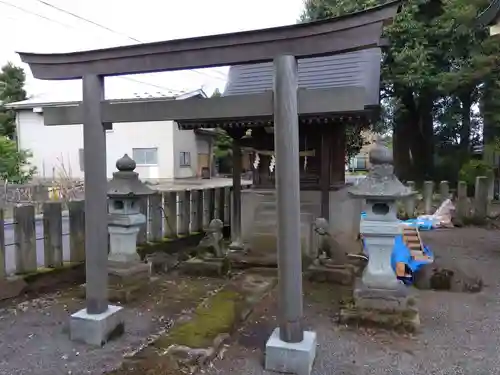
(155, 289, 241, 349)
(18, 262, 82, 282)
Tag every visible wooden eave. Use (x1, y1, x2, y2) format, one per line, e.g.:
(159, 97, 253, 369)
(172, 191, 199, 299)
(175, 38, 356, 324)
(177, 111, 376, 130)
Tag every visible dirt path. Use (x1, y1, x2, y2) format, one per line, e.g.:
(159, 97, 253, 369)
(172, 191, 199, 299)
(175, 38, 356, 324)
(203, 227, 500, 375)
(0, 274, 226, 375)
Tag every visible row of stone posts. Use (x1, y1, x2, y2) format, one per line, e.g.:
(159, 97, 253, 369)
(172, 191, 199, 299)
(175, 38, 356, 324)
(403, 177, 493, 220)
(69, 154, 235, 346)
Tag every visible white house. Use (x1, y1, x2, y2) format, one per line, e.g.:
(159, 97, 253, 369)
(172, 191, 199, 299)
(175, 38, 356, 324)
(7, 84, 217, 181)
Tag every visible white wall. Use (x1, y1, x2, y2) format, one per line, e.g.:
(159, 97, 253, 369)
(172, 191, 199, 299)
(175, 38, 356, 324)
(17, 110, 176, 180)
(196, 137, 210, 154)
(173, 122, 198, 178)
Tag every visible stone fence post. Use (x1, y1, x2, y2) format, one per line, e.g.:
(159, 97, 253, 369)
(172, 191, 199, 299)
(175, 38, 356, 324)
(423, 181, 434, 214)
(456, 181, 468, 220)
(439, 180, 450, 202)
(163, 191, 178, 238)
(404, 181, 416, 217)
(43, 201, 63, 268)
(149, 193, 163, 241)
(14, 204, 37, 274)
(474, 176, 489, 219)
(68, 200, 85, 263)
(178, 190, 191, 236)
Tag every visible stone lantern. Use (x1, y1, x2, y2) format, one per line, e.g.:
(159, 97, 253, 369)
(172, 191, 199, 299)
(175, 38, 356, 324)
(107, 154, 153, 293)
(348, 137, 414, 290)
(343, 137, 419, 331)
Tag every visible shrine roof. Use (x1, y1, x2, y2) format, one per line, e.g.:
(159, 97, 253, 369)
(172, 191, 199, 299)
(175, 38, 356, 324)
(177, 48, 382, 130)
(223, 48, 381, 108)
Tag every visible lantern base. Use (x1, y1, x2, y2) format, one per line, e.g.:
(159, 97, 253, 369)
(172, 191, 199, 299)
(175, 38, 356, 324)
(339, 279, 420, 333)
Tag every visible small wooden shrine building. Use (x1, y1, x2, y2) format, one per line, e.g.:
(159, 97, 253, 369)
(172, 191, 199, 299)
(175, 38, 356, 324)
(178, 48, 382, 216)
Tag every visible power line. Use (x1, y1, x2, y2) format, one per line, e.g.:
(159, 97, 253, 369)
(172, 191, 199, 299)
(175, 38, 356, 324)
(0, 0, 72, 28)
(34, 0, 227, 82)
(0, 0, 184, 94)
(35, 0, 142, 42)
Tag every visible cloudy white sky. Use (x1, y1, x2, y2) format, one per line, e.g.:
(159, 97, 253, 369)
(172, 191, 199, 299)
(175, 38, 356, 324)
(0, 0, 306, 100)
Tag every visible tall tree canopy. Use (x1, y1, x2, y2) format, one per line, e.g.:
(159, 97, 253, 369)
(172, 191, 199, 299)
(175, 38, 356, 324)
(0, 62, 27, 139)
(0, 62, 35, 183)
(301, 0, 500, 183)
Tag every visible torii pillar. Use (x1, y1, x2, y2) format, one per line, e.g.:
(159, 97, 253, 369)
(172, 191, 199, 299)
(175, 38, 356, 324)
(264, 55, 317, 375)
(69, 75, 124, 346)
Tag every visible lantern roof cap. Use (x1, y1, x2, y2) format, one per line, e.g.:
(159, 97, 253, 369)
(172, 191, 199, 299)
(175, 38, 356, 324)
(107, 154, 154, 197)
(348, 136, 414, 199)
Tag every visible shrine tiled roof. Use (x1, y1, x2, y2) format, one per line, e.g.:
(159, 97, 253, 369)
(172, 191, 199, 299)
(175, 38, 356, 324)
(223, 48, 382, 108)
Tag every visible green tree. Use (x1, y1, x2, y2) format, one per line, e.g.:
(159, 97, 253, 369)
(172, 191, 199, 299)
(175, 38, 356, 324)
(0, 137, 36, 183)
(0, 62, 36, 182)
(300, 0, 499, 182)
(0, 62, 27, 139)
(210, 88, 234, 172)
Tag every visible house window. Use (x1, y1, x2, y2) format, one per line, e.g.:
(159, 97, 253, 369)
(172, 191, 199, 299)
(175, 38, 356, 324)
(348, 155, 368, 170)
(355, 156, 368, 170)
(132, 148, 158, 165)
(180, 151, 191, 167)
(78, 149, 84, 172)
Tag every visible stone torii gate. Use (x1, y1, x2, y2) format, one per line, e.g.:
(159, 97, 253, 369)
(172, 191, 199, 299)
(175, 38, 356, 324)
(478, 0, 500, 35)
(18, 2, 400, 373)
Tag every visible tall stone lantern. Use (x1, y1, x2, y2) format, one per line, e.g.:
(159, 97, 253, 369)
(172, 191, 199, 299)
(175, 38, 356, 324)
(107, 154, 153, 292)
(343, 138, 419, 331)
(348, 138, 414, 290)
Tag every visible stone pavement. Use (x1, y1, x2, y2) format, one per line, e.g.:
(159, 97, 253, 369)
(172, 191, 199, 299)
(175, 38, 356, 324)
(202, 227, 500, 375)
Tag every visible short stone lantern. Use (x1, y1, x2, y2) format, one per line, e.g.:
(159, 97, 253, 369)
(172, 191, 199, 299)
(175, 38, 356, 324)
(342, 137, 420, 331)
(107, 154, 154, 300)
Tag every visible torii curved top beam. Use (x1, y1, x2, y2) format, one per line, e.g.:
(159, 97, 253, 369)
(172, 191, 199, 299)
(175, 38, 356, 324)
(18, 1, 401, 80)
(477, 0, 500, 27)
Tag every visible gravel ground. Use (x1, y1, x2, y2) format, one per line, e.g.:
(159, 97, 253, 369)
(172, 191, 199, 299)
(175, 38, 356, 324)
(203, 227, 500, 375)
(0, 296, 163, 375)
(0, 275, 224, 375)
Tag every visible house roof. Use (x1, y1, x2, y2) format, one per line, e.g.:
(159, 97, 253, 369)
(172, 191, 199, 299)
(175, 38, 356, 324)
(478, 0, 500, 27)
(6, 79, 207, 110)
(223, 48, 382, 107)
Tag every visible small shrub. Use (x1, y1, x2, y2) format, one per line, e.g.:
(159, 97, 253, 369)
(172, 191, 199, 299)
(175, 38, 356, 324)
(459, 160, 494, 195)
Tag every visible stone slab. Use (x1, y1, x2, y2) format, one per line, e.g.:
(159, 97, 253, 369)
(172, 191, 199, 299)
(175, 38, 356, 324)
(339, 306, 420, 333)
(307, 264, 355, 286)
(70, 305, 125, 346)
(108, 283, 145, 303)
(265, 328, 317, 375)
(180, 257, 230, 277)
(353, 279, 415, 312)
(108, 261, 150, 285)
(0, 277, 28, 301)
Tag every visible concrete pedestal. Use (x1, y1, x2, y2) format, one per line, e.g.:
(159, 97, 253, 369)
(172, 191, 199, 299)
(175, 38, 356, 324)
(107, 261, 150, 302)
(340, 280, 420, 332)
(108, 222, 142, 263)
(265, 328, 317, 375)
(70, 305, 125, 346)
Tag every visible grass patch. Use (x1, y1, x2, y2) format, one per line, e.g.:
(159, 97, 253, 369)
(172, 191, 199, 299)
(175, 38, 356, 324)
(155, 289, 241, 349)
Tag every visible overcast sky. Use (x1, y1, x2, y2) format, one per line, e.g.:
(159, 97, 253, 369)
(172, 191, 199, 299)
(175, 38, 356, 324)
(0, 0, 306, 99)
